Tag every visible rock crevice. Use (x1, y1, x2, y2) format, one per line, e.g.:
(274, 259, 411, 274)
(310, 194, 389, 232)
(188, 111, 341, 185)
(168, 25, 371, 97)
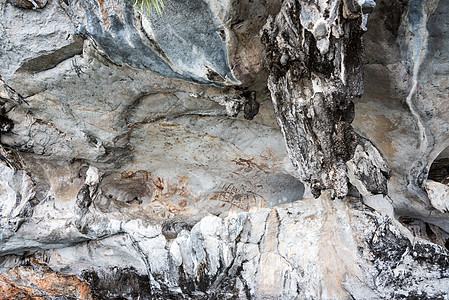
(0, 0, 449, 298)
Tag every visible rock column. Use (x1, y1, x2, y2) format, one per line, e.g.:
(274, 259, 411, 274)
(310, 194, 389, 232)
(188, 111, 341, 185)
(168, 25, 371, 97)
(262, 0, 389, 198)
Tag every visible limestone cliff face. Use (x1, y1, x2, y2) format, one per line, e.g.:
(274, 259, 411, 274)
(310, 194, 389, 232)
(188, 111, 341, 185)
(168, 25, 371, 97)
(0, 0, 448, 299)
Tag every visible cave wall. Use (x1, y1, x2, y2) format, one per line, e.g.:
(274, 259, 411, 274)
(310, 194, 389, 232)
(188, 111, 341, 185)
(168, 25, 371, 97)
(0, 0, 449, 299)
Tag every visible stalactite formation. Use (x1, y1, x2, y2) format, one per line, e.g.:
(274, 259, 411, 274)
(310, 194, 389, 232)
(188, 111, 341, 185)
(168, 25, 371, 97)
(0, 0, 448, 298)
(262, 0, 389, 198)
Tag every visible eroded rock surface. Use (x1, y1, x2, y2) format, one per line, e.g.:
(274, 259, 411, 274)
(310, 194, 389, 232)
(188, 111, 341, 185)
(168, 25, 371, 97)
(0, 0, 449, 298)
(261, 0, 389, 199)
(2, 193, 449, 299)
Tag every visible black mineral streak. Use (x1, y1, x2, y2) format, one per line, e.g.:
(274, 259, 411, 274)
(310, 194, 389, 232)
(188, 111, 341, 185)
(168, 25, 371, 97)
(262, 0, 389, 198)
(82, 267, 152, 300)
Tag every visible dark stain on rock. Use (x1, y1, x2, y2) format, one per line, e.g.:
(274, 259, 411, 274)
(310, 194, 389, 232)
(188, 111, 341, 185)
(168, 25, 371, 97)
(262, 0, 389, 198)
(196, 260, 210, 292)
(161, 219, 192, 239)
(343, 0, 376, 16)
(76, 184, 92, 213)
(308, 31, 335, 78)
(374, 0, 408, 39)
(0, 115, 14, 133)
(369, 218, 449, 298)
(343, 21, 365, 96)
(178, 265, 197, 296)
(7, 0, 47, 9)
(82, 267, 151, 300)
(206, 66, 226, 83)
(243, 90, 260, 120)
(17, 37, 85, 74)
(428, 157, 449, 184)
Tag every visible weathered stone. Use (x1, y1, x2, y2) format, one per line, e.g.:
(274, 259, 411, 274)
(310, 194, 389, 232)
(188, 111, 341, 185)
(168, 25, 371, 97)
(0, 259, 92, 299)
(2, 196, 448, 299)
(7, 0, 46, 9)
(262, 0, 388, 198)
(425, 180, 449, 213)
(0, 0, 448, 298)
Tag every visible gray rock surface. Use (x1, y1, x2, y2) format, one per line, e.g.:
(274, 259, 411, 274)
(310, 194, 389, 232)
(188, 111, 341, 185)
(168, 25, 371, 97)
(261, 0, 390, 199)
(0, 0, 448, 298)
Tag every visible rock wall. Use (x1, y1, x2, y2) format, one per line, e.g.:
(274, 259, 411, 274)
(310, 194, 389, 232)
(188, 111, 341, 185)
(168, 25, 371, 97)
(0, 0, 448, 299)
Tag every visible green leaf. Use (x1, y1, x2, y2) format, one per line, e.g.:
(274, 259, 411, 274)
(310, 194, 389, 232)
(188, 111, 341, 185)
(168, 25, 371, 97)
(134, 0, 165, 17)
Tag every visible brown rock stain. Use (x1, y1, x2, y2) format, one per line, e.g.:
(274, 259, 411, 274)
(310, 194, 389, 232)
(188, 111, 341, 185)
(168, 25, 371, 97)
(114, 159, 272, 217)
(318, 199, 364, 299)
(0, 263, 93, 300)
(95, 0, 111, 31)
(357, 113, 400, 159)
(208, 181, 267, 211)
(304, 214, 317, 221)
(120, 170, 193, 216)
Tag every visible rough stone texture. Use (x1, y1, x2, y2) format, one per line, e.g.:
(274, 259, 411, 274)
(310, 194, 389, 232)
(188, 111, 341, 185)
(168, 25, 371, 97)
(0, 258, 93, 299)
(0, 0, 449, 298)
(261, 0, 389, 199)
(353, 0, 449, 229)
(1, 195, 449, 299)
(425, 180, 449, 214)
